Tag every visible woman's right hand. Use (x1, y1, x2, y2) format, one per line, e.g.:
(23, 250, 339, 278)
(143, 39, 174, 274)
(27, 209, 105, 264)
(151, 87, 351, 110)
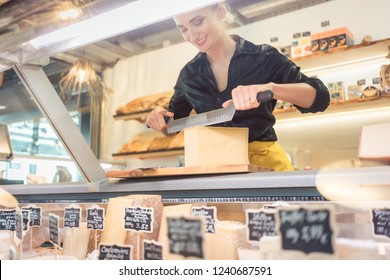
(145, 106, 174, 132)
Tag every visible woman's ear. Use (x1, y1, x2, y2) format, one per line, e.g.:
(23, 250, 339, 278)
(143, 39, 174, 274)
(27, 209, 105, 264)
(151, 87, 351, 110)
(215, 2, 227, 20)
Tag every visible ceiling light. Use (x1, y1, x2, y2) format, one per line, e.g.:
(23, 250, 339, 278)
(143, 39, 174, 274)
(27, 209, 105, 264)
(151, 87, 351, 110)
(59, 8, 81, 20)
(28, 0, 219, 51)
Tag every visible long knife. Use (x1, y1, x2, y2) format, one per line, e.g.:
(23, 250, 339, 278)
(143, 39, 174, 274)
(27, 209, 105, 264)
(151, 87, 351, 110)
(166, 90, 274, 133)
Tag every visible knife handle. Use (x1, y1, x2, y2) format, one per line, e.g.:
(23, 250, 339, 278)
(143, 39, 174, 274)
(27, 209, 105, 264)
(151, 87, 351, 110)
(256, 90, 274, 102)
(164, 115, 171, 123)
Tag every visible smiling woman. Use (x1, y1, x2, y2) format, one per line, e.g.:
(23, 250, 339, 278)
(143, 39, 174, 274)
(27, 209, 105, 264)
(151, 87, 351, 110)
(145, 2, 330, 172)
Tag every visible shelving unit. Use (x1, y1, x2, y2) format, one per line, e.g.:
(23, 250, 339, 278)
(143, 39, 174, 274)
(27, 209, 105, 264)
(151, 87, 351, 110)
(293, 38, 390, 73)
(275, 95, 390, 121)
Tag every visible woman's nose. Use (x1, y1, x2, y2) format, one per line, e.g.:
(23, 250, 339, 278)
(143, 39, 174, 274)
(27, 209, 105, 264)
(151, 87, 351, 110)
(188, 28, 197, 43)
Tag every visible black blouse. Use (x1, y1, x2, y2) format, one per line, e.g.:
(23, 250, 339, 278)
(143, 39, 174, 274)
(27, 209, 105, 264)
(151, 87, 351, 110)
(168, 35, 330, 142)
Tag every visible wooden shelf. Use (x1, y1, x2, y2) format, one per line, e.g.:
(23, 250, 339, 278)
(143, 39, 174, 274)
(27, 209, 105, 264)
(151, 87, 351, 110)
(275, 95, 390, 120)
(112, 148, 184, 160)
(293, 38, 390, 73)
(113, 110, 151, 122)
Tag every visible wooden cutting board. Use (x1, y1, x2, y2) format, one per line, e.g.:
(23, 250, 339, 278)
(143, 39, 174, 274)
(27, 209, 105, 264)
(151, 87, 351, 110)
(106, 164, 272, 178)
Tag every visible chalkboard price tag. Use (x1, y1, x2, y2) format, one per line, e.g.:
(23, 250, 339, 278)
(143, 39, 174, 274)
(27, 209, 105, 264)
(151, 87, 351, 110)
(192, 206, 217, 234)
(22, 205, 42, 227)
(371, 208, 390, 239)
(124, 207, 153, 233)
(143, 240, 163, 260)
(64, 205, 81, 228)
(0, 209, 16, 231)
(246, 209, 276, 242)
(22, 209, 30, 231)
(99, 244, 132, 260)
(15, 210, 23, 240)
(87, 206, 105, 230)
(278, 207, 335, 254)
(49, 213, 60, 246)
(167, 216, 204, 259)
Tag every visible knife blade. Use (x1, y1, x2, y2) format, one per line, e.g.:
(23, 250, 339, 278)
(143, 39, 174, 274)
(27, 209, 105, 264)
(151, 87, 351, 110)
(166, 90, 274, 133)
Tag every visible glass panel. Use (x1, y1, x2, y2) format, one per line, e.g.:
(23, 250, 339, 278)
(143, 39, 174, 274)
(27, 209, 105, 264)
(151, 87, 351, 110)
(0, 64, 90, 184)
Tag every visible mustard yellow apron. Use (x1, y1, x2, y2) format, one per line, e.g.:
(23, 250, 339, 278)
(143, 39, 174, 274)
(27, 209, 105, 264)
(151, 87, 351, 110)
(248, 141, 293, 171)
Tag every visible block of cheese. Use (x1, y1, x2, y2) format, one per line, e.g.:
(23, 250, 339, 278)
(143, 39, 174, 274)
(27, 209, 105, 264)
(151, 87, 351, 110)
(124, 195, 163, 260)
(238, 249, 264, 260)
(0, 231, 16, 260)
(63, 222, 90, 260)
(100, 196, 134, 245)
(335, 238, 381, 260)
(206, 221, 251, 260)
(260, 236, 336, 260)
(158, 204, 194, 260)
(22, 227, 49, 252)
(86, 228, 102, 255)
(359, 122, 390, 165)
(184, 127, 249, 167)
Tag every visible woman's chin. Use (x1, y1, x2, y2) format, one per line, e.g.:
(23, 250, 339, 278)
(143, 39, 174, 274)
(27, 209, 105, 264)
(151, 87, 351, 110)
(193, 44, 210, 53)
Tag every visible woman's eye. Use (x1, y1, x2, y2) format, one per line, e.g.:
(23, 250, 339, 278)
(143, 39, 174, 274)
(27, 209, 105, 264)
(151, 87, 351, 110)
(179, 28, 187, 33)
(193, 18, 204, 26)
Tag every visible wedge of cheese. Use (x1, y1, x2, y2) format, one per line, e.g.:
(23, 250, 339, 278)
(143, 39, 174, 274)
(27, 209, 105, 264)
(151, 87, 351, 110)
(206, 221, 251, 260)
(124, 195, 163, 260)
(0, 187, 18, 208)
(100, 196, 134, 245)
(184, 127, 249, 167)
(259, 236, 336, 260)
(335, 238, 381, 260)
(158, 204, 195, 260)
(63, 222, 90, 260)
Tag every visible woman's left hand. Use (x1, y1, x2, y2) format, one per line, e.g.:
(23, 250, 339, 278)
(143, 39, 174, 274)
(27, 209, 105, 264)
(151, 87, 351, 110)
(222, 84, 274, 110)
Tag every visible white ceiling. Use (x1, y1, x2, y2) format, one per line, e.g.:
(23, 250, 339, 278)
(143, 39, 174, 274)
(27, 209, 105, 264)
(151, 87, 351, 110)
(0, 0, 331, 71)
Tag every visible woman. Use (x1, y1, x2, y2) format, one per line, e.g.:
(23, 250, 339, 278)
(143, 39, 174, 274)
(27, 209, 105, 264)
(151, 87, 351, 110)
(146, 3, 329, 171)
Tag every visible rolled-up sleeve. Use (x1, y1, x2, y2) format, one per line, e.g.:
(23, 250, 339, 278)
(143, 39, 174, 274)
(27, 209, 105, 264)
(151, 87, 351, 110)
(264, 46, 330, 113)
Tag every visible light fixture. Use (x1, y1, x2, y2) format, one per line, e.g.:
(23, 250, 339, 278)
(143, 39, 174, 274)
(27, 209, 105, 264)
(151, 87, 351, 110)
(28, 0, 219, 51)
(58, 1, 82, 21)
(59, 59, 100, 107)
